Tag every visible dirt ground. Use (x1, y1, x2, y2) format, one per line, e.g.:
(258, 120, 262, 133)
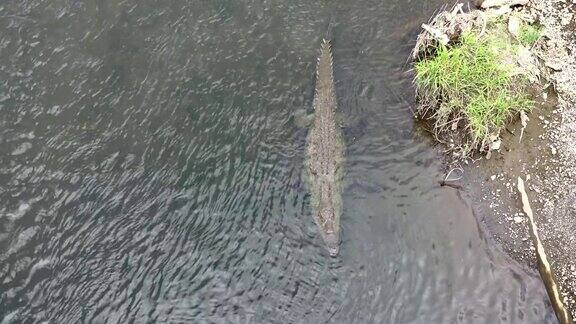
(464, 89, 576, 312)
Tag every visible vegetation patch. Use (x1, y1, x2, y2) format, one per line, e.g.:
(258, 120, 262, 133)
(518, 23, 542, 46)
(412, 5, 542, 156)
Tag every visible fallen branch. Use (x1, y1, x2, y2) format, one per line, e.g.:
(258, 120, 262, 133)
(517, 177, 573, 324)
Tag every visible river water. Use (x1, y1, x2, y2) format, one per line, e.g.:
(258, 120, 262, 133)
(0, 0, 556, 322)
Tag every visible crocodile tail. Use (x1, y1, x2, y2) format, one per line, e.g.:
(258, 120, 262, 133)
(316, 39, 333, 78)
(321, 38, 331, 51)
(313, 39, 335, 112)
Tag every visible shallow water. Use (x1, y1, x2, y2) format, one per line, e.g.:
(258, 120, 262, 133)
(0, 0, 555, 322)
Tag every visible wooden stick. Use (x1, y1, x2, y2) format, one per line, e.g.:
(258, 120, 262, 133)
(517, 177, 573, 324)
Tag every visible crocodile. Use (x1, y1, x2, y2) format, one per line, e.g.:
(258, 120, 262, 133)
(304, 39, 345, 256)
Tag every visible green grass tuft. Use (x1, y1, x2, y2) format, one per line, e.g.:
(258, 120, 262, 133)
(414, 31, 533, 153)
(519, 23, 542, 46)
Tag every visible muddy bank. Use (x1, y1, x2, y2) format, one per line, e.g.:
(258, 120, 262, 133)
(414, 0, 576, 318)
(466, 0, 576, 318)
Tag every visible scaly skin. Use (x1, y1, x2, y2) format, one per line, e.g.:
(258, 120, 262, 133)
(304, 39, 345, 256)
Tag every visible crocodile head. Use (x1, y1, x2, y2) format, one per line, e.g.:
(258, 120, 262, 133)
(320, 206, 340, 257)
(325, 232, 340, 257)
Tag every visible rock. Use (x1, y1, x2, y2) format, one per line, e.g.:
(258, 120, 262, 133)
(491, 139, 502, 150)
(552, 147, 557, 155)
(481, 0, 507, 8)
(485, 6, 512, 17)
(474, 0, 485, 8)
(491, 175, 497, 180)
(514, 216, 524, 223)
(481, 0, 528, 9)
(511, 0, 529, 6)
(560, 11, 573, 26)
(546, 60, 563, 71)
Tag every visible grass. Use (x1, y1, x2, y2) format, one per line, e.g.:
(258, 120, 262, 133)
(414, 30, 533, 153)
(519, 23, 542, 46)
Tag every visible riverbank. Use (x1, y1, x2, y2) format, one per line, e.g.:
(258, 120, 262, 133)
(414, 0, 576, 318)
(495, 0, 576, 316)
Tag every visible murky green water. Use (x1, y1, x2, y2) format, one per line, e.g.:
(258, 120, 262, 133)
(0, 0, 555, 322)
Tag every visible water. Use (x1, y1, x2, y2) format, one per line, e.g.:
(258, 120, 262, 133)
(0, 0, 556, 322)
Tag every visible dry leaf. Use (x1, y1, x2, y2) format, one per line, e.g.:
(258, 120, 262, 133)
(517, 45, 540, 82)
(421, 24, 449, 46)
(508, 16, 521, 37)
(451, 120, 458, 131)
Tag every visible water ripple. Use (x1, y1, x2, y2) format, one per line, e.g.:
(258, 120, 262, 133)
(0, 0, 554, 323)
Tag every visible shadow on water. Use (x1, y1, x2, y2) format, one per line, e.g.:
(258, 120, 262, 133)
(0, 0, 555, 322)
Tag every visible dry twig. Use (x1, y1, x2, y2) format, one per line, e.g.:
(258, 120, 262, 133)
(517, 177, 573, 324)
